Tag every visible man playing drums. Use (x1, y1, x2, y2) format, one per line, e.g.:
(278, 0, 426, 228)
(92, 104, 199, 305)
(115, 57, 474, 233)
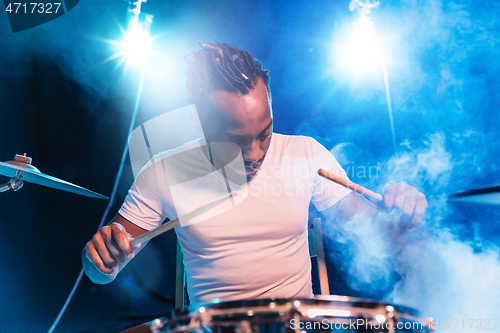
(82, 41, 428, 305)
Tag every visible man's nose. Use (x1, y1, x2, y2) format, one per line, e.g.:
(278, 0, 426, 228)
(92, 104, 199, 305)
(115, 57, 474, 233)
(242, 141, 263, 162)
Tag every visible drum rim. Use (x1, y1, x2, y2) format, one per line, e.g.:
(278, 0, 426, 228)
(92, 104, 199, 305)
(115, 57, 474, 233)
(183, 295, 421, 317)
(154, 297, 429, 332)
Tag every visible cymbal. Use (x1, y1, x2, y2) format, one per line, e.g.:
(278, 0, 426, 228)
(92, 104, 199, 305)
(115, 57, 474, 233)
(448, 186, 500, 206)
(0, 155, 108, 200)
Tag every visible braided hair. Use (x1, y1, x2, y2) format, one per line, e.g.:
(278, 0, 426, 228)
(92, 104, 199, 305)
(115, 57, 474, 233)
(184, 41, 270, 105)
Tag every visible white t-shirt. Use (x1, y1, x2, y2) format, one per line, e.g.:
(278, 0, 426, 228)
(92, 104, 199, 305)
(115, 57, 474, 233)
(119, 133, 351, 304)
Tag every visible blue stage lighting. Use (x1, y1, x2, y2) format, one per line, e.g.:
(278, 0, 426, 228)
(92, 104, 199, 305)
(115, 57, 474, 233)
(340, 16, 383, 74)
(121, 0, 154, 67)
(329, 0, 398, 154)
(331, 0, 384, 76)
(123, 19, 152, 62)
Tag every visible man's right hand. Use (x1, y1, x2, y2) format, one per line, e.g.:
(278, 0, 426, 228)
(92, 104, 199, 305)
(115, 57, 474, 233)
(82, 214, 147, 283)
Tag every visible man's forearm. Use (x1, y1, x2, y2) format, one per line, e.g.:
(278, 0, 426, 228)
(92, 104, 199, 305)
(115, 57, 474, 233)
(320, 192, 407, 255)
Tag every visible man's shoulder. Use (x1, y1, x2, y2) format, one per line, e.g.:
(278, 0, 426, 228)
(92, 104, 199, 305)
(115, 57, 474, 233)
(272, 133, 323, 150)
(150, 137, 206, 162)
(135, 138, 207, 178)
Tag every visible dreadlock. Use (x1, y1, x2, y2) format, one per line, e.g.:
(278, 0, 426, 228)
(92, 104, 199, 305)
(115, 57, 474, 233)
(184, 41, 270, 104)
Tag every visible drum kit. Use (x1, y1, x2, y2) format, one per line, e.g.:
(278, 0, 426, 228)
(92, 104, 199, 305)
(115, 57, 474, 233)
(2, 153, 498, 333)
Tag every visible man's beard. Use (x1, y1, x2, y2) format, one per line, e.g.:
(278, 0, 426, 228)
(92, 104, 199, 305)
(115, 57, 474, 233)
(244, 155, 265, 182)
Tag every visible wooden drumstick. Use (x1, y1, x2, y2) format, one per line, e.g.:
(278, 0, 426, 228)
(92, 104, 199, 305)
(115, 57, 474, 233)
(130, 191, 237, 247)
(318, 168, 383, 202)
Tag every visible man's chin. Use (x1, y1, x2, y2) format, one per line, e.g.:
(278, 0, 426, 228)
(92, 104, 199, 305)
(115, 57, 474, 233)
(221, 167, 258, 185)
(245, 167, 261, 182)
(246, 172, 258, 182)
(242, 159, 264, 182)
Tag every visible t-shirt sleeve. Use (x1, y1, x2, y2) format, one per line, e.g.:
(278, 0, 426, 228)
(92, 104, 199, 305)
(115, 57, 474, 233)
(119, 157, 170, 231)
(308, 138, 352, 211)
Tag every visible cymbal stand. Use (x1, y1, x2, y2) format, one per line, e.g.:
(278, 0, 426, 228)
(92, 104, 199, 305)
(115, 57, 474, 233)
(0, 154, 31, 193)
(0, 169, 24, 192)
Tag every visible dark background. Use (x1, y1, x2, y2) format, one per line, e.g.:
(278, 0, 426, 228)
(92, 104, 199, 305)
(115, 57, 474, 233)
(1, 0, 500, 332)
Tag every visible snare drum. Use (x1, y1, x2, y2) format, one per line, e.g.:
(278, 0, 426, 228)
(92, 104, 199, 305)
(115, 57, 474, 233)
(148, 296, 432, 333)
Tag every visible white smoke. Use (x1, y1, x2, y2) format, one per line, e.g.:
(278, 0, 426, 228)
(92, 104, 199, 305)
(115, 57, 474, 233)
(391, 231, 500, 324)
(327, 132, 500, 331)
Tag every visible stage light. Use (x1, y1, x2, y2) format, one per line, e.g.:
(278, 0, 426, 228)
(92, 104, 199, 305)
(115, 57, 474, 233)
(329, 0, 398, 154)
(338, 16, 383, 74)
(330, 1, 384, 76)
(122, 16, 152, 63)
(120, 0, 154, 69)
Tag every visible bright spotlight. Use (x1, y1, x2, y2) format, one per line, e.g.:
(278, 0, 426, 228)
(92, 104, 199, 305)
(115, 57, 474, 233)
(329, 0, 398, 154)
(123, 17, 152, 63)
(329, 0, 385, 76)
(119, 0, 154, 69)
(341, 16, 383, 73)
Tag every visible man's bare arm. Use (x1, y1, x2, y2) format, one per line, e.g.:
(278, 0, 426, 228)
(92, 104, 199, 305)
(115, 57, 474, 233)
(82, 214, 148, 284)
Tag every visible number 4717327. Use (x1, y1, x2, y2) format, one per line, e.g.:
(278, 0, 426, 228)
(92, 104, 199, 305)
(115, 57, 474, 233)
(443, 319, 499, 330)
(5, 3, 62, 14)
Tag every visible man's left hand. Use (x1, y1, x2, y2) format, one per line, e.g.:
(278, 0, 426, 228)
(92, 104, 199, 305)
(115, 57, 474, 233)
(381, 181, 428, 231)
